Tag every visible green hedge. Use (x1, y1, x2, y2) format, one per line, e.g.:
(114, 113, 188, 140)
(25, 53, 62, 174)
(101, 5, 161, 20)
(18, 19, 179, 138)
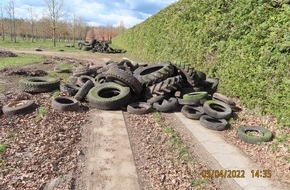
(113, 0, 290, 126)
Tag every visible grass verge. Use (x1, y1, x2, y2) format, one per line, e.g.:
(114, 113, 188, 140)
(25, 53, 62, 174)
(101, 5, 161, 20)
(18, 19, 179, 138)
(0, 53, 45, 69)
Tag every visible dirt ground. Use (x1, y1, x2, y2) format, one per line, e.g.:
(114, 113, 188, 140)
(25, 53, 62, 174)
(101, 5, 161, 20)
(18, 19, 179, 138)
(0, 50, 289, 189)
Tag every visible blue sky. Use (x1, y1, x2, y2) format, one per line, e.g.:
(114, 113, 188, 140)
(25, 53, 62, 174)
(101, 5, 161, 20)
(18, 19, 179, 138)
(0, 0, 178, 28)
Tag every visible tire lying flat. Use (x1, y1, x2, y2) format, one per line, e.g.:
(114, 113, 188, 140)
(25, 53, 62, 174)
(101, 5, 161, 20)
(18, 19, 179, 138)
(87, 82, 131, 110)
(19, 77, 60, 93)
(2, 100, 36, 116)
(51, 96, 79, 111)
(200, 115, 229, 131)
(237, 126, 273, 144)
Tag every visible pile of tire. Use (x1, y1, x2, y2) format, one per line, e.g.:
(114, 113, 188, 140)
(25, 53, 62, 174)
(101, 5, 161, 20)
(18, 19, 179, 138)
(78, 39, 126, 54)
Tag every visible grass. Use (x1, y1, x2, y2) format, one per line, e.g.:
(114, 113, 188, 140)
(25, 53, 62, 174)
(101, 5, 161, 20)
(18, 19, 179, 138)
(0, 143, 6, 167)
(35, 106, 46, 122)
(0, 38, 80, 52)
(49, 62, 79, 83)
(0, 53, 45, 69)
(113, 0, 290, 127)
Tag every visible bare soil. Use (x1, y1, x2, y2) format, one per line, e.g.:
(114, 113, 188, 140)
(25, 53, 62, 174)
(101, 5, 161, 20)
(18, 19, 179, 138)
(0, 50, 17, 58)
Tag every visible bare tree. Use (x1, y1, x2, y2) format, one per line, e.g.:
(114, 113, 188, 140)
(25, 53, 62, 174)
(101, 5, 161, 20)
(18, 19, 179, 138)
(28, 6, 35, 42)
(44, 0, 66, 46)
(6, 0, 16, 43)
(0, 5, 5, 41)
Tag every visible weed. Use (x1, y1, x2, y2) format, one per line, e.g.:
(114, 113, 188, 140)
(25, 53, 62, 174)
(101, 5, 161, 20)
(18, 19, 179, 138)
(0, 144, 6, 152)
(191, 178, 208, 187)
(35, 106, 46, 122)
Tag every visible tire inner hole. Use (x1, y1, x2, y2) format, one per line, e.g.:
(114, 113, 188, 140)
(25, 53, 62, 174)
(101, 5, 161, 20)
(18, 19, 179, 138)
(188, 108, 199, 114)
(140, 66, 163, 75)
(245, 130, 263, 137)
(99, 88, 120, 98)
(56, 98, 74, 104)
(206, 118, 222, 123)
(30, 79, 46, 82)
(210, 103, 225, 112)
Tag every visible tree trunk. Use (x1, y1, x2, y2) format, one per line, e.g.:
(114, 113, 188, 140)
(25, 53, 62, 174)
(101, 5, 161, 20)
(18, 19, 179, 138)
(53, 27, 56, 46)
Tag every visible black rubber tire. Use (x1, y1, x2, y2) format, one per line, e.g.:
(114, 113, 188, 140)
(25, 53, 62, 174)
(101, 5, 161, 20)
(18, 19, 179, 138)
(196, 70, 206, 82)
(76, 75, 95, 87)
(60, 84, 79, 96)
(203, 100, 232, 119)
(127, 102, 153, 115)
(87, 82, 131, 110)
(153, 97, 178, 112)
(19, 77, 60, 93)
(212, 93, 236, 107)
(178, 98, 200, 106)
(133, 62, 175, 86)
(103, 66, 142, 95)
(146, 75, 184, 96)
(237, 126, 273, 144)
(174, 63, 198, 86)
(54, 67, 71, 73)
(203, 78, 219, 95)
(82, 46, 92, 51)
(183, 91, 208, 101)
(74, 80, 95, 101)
(51, 96, 79, 111)
(181, 105, 205, 120)
(200, 115, 229, 131)
(147, 95, 165, 105)
(2, 100, 36, 116)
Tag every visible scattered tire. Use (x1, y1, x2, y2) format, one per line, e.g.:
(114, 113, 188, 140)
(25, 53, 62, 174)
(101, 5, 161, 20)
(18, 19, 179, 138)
(147, 75, 184, 96)
(133, 62, 175, 85)
(237, 126, 273, 144)
(74, 80, 95, 101)
(153, 97, 178, 112)
(103, 66, 142, 95)
(87, 82, 131, 110)
(147, 95, 165, 105)
(213, 92, 236, 107)
(54, 67, 71, 73)
(200, 115, 229, 131)
(178, 98, 200, 106)
(2, 100, 36, 116)
(127, 102, 153, 115)
(51, 96, 79, 111)
(60, 83, 79, 96)
(203, 78, 219, 94)
(174, 63, 198, 86)
(203, 100, 232, 119)
(19, 77, 60, 93)
(183, 91, 208, 101)
(76, 75, 95, 87)
(181, 105, 205, 120)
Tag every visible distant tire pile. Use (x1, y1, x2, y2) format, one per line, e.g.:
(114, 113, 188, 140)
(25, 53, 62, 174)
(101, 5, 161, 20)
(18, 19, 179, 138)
(78, 39, 126, 54)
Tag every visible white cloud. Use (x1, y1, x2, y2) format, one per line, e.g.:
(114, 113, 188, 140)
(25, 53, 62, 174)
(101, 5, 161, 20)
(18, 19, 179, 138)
(1, 0, 178, 28)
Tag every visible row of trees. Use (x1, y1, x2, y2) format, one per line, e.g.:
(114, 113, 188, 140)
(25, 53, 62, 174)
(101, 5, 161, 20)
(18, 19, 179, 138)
(0, 0, 126, 46)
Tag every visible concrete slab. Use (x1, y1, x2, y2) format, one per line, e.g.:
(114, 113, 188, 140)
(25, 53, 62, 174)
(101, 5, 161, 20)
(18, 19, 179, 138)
(174, 112, 286, 190)
(80, 110, 140, 190)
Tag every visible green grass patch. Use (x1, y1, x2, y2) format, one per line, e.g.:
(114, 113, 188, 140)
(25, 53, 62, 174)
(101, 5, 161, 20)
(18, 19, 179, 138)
(0, 38, 79, 52)
(113, 0, 290, 127)
(35, 106, 46, 122)
(0, 53, 45, 69)
(0, 144, 6, 152)
(153, 112, 191, 160)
